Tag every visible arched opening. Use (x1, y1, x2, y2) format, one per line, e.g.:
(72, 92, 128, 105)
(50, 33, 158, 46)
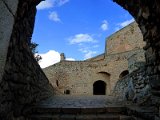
(119, 70, 129, 79)
(93, 80, 106, 95)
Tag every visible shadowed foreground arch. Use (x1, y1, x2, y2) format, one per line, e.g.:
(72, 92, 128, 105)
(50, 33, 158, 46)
(0, 0, 54, 119)
(0, 0, 160, 119)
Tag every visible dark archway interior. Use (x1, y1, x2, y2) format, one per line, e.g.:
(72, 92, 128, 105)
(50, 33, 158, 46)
(93, 80, 106, 95)
(119, 70, 129, 79)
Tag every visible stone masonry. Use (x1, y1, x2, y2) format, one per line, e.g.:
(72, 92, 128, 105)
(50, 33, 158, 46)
(0, 0, 54, 119)
(1, 0, 160, 119)
(43, 22, 146, 96)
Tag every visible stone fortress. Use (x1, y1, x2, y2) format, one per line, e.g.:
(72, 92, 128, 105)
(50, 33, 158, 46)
(44, 21, 146, 96)
(1, 0, 160, 119)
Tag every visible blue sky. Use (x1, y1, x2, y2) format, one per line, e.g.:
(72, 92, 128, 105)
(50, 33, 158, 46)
(32, 0, 134, 68)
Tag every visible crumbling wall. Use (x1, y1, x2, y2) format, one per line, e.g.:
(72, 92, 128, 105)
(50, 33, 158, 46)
(44, 48, 144, 95)
(113, 68, 151, 105)
(128, 49, 145, 73)
(0, 0, 53, 119)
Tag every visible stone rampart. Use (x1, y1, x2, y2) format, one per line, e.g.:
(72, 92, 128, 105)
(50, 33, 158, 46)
(106, 22, 145, 55)
(44, 48, 145, 96)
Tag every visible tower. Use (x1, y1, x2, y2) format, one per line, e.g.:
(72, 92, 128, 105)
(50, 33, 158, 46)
(60, 53, 66, 61)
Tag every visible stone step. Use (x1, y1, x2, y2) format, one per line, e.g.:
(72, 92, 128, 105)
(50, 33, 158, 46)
(27, 106, 126, 115)
(27, 114, 135, 120)
(25, 105, 146, 120)
(151, 90, 160, 97)
(126, 106, 158, 120)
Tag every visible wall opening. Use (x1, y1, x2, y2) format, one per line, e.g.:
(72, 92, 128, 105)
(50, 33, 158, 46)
(64, 90, 70, 94)
(119, 70, 129, 79)
(93, 80, 106, 95)
(56, 80, 59, 87)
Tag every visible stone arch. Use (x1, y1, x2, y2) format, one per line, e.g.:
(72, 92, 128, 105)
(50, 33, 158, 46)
(119, 70, 129, 79)
(93, 80, 106, 95)
(0, 0, 160, 119)
(98, 71, 111, 76)
(0, 0, 54, 118)
(96, 71, 110, 94)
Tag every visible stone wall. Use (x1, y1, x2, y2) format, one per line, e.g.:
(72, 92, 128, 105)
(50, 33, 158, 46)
(86, 53, 105, 61)
(112, 74, 130, 99)
(114, 0, 160, 107)
(44, 48, 144, 95)
(0, 0, 18, 86)
(106, 22, 145, 55)
(128, 49, 145, 73)
(113, 68, 151, 105)
(44, 61, 111, 95)
(0, 0, 54, 119)
(0, 0, 160, 119)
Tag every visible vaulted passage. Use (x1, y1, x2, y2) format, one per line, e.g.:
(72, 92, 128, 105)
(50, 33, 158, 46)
(93, 80, 106, 95)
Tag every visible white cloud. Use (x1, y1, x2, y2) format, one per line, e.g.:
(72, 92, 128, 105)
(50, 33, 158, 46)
(68, 33, 99, 60)
(38, 50, 75, 68)
(37, 0, 53, 10)
(37, 0, 69, 10)
(38, 50, 60, 68)
(93, 45, 99, 48)
(55, 0, 70, 6)
(84, 51, 97, 59)
(68, 34, 97, 44)
(101, 20, 108, 31)
(79, 47, 89, 53)
(119, 18, 134, 27)
(79, 47, 97, 59)
(49, 11, 61, 22)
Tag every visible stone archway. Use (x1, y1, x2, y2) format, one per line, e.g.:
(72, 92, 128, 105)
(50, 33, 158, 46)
(1, 0, 160, 119)
(93, 80, 106, 95)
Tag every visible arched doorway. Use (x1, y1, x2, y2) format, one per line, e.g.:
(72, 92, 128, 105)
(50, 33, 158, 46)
(93, 80, 106, 95)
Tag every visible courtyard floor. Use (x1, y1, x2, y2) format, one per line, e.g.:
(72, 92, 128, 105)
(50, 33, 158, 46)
(36, 95, 121, 108)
